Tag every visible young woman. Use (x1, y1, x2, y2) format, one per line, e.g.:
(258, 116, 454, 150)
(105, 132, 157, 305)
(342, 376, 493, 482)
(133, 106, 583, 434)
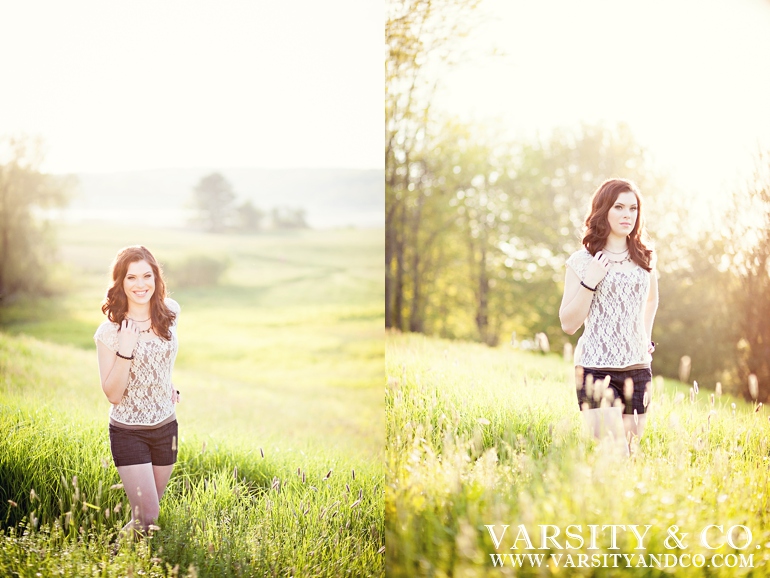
(559, 178, 658, 442)
(94, 245, 181, 535)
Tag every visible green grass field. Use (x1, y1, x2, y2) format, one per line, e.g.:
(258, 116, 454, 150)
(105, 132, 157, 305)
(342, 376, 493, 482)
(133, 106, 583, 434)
(0, 223, 384, 576)
(386, 332, 770, 577)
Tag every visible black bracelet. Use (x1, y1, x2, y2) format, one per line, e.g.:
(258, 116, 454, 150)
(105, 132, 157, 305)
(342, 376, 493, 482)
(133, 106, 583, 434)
(115, 351, 134, 360)
(580, 280, 597, 292)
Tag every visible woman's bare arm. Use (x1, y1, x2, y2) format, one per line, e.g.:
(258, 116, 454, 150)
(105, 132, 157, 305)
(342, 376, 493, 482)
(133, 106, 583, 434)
(97, 320, 139, 404)
(559, 252, 610, 335)
(559, 267, 593, 335)
(645, 269, 659, 343)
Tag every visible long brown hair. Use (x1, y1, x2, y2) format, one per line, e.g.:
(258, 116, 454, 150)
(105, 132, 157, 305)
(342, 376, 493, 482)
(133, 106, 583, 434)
(582, 178, 652, 271)
(101, 245, 176, 340)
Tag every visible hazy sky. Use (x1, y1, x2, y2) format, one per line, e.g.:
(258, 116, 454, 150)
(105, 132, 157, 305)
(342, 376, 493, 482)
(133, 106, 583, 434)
(0, 0, 382, 173)
(432, 0, 770, 213)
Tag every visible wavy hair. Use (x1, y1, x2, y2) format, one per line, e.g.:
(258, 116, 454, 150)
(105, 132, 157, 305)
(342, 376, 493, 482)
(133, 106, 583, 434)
(582, 178, 652, 272)
(101, 245, 176, 340)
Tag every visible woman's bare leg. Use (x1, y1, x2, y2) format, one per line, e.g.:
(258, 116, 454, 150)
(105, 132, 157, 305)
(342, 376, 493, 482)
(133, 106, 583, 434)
(152, 464, 174, 502)
(117, 463, 160, 533)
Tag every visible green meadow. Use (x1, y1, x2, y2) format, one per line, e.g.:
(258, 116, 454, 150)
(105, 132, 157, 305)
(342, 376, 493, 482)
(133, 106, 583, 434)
(0, 223, 384, 577)
(386, 332, 770, 577)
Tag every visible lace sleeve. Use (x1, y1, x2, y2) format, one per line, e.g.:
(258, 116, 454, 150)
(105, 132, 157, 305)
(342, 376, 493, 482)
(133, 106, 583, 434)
(94, 321, 119, 352)
(566, 249, 591, 280)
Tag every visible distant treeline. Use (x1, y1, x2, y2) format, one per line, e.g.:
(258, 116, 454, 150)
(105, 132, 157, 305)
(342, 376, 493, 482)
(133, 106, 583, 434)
(191, 172, 308, 233)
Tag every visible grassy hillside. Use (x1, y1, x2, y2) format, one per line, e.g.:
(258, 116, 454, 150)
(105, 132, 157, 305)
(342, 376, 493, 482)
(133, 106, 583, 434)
(386, 332, 770, 577)
(0, 223, 384, 576)
(0, 335, 383, 576)
(2, 223, 383, 458)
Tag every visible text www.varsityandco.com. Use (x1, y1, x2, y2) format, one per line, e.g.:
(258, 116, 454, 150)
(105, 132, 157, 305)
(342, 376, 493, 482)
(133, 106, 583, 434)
(486, 524, 756, 570)
(490, 552, 753, 569)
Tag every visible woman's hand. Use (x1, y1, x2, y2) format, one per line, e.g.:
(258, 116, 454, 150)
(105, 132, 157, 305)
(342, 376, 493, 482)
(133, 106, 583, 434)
(117, 319, 140, 357)
(583, 251, 611, 288)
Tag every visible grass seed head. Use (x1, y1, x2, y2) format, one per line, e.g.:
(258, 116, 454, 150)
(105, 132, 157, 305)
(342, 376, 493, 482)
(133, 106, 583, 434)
(325, 469, 332, 480)
(716, 382, 722, 396)
(260, 447, 264, 458)
(594, 376, 607, 403)
(690, 388, 695, 403)
(624, 378, 634, 401)
(749, 374, 759, 400)
(679, 356, 692, 383)
(634, 409, 639, 425)
(693, 380, 699, 394)
(575, 366, 584, 390)
(710, 393, 715, 407)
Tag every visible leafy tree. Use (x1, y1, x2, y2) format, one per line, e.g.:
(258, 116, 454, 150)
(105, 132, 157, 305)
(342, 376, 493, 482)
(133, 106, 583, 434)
(722, 153, 770, 400)
(191, 172, 236, 233)
(234, 200, 265, 232)
(653, 233, 739, 392)
(271, 207, 308, 229)
(385, 0, 482, 330)
(0, 137, 73, 302)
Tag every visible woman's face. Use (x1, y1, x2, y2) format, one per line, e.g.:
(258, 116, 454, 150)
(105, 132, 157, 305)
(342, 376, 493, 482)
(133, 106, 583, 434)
(123, 260, 155, 308)
(606, 191, 638, 238)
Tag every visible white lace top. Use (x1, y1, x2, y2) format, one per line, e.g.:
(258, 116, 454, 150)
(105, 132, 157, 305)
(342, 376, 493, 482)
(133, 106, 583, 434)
(566, 249, 651, 369)
(94, 298, 180, 426)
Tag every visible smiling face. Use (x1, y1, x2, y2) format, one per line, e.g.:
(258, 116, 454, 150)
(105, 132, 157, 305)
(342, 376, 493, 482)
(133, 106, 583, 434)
(606, 190, 639, 239)
(122, 260, 155, 307)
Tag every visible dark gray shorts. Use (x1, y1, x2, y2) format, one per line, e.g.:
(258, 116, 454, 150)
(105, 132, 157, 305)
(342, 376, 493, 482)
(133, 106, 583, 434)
(576, 367, 652, 415)
(109, 420, 179, 467)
